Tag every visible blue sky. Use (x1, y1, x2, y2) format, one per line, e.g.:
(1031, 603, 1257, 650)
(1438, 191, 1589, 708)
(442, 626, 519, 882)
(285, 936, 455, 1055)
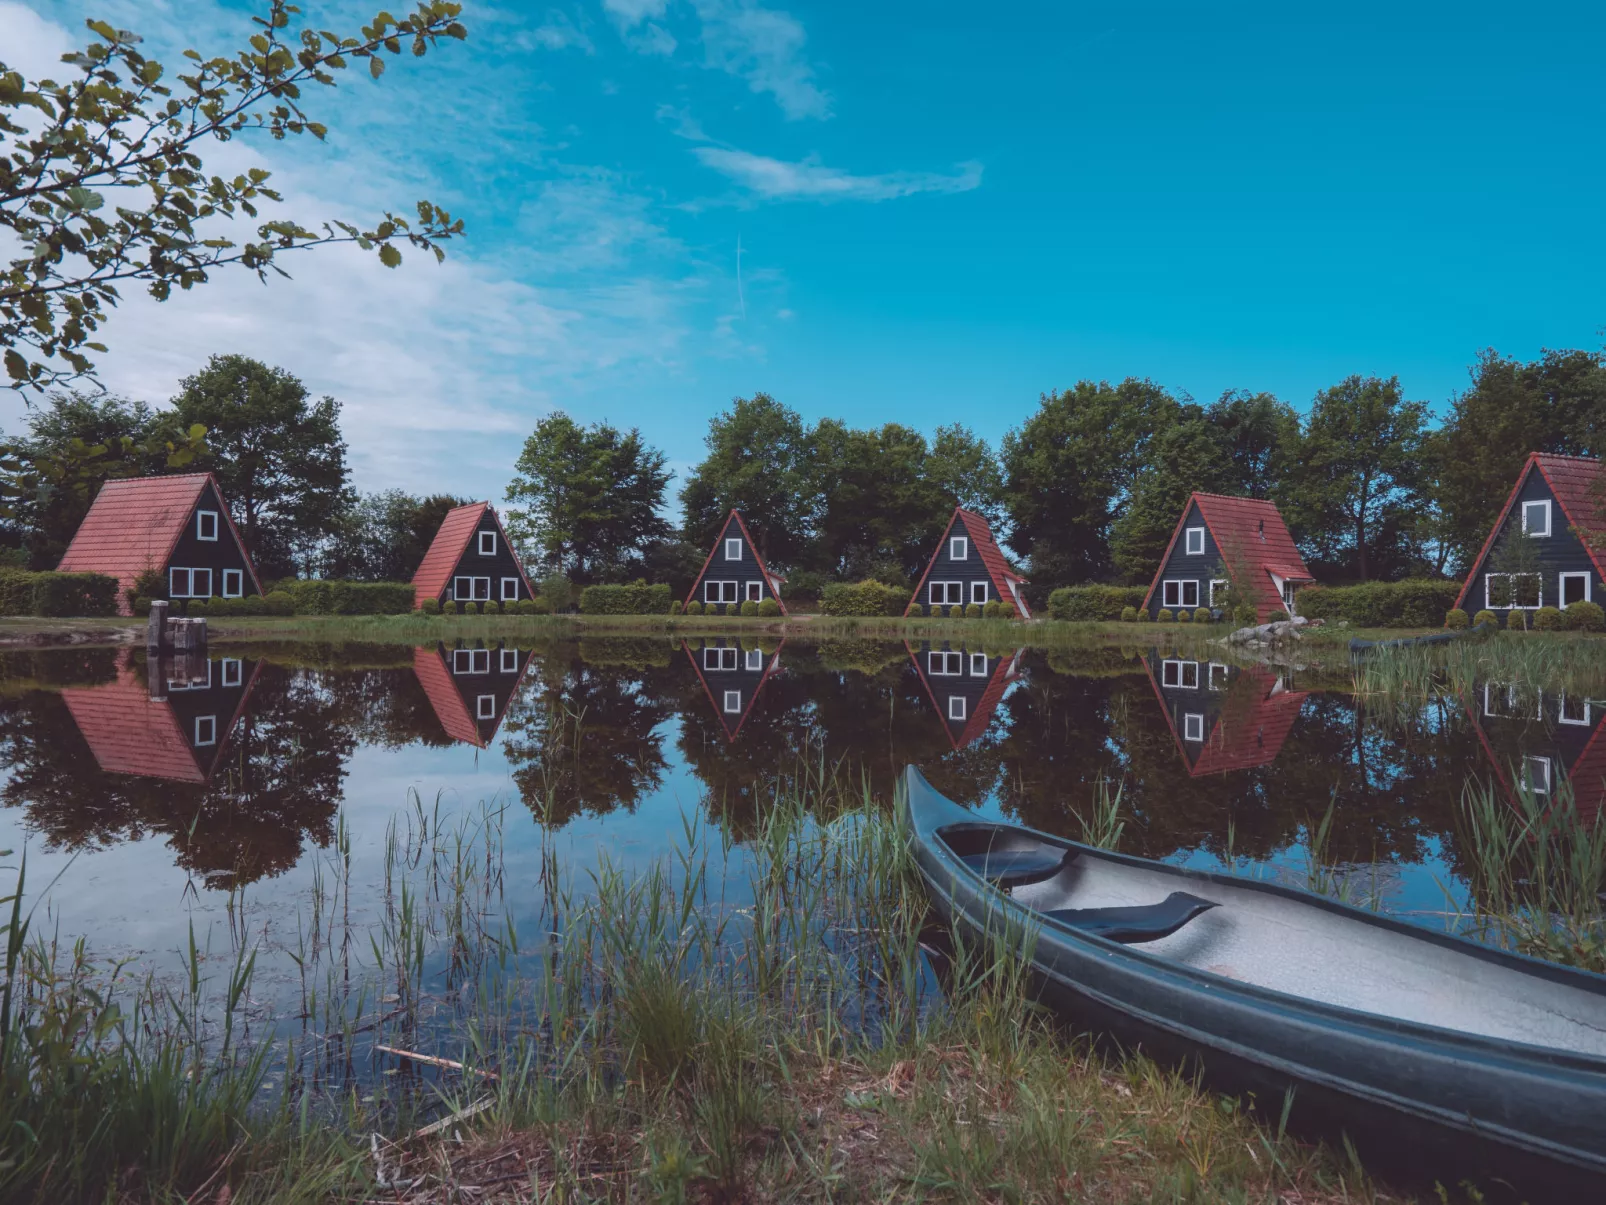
(4, 0, 1603, 500)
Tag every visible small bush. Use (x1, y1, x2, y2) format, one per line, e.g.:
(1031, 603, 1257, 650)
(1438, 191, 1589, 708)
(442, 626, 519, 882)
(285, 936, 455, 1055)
(669, 599, 683, 616)
(442, 600, 459, 616)
(1137, 609, 1152, 623)
(1507, 609, 1528, 631)
(518, 597, 549, 615)
(1157, 608, 1173, 623)
(1564, 600, 1605, 632)
(685, 600, 704, 616)
(965, 602, 982, 618)
(579, 581, 674, 615)
(278, 579, 415, 615)
(757, 597, 781, 618)
(540, 574, 574, 612)
(1046, 584, 1147, 622)
(1119, 605, 1137, 622)
(782, 570, 826, 604)
(421, 596, 441, 615)
(1444, 608, 1469, 630)
(1268, 609, 1289, 623)
(1533, 605, 1565, 631)
(207, 597, 236, 617)
(236, 595, 267, 616)
(264, 591, 294, 616)
(186, 599, 208, 617)
(819, 580, 907, 617)
(983, 599, 1003, 619)
(1473, 609, 1497, 628)
(127, 566, 167, 611)
(133, 595, 153, 615)
(1176, 608, 1193, 623)
(1192, 608, 1211, 624)
(1233, 603, 1258, 628)
(739, 599, 760, 617)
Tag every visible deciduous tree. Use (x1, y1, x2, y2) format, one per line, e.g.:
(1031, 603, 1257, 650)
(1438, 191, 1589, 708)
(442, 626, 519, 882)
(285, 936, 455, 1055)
(678, 393, 814, 567)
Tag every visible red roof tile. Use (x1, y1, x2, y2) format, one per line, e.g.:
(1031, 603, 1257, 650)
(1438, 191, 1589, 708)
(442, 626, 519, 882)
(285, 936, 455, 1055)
(57, 473, 260, 615)
(1454, 454, 1606, 610)
(1142, 493, 1312, 622)
(1142, 661, 1308, 776)
(684, 510, 790, 615)
(412, 646, 487, 747)
(411, 503, 531, 608)
(905, 509, 1030, 618)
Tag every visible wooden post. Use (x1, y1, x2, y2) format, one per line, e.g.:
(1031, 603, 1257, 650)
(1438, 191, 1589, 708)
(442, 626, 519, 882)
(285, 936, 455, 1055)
(146, 650, 167, 701)
(147, 599, 168, 651)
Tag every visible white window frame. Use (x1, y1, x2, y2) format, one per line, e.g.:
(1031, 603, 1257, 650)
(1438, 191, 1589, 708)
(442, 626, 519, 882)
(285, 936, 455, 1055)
(1522, 755, 1552, 797)
(947, 695, 967, 721)
(1485, 573, 1542, 610)
(190, 567, 212, 597)
(1184, 526, 1205, 556)
(196, 509, 219, 542)
(1521, 499, 1551, 537)
(1209, 579, 1229, 607)
(454, 576, 491, 602)
(1559, 694, 1591, 727)
(704, 646, 737, 671)
(744, 580, 763, 603)
(194, 715, 217, 746)
(725, 538, 743, 561)
(500, 648, 519, 673)
(453, 648, 490, 674)
(1208, 662, 1229, 691)
(168, 659, 212, 691)
(1182, 712, 1205, 742)
(501, 577, 521, 601)
(928, 650, 963, 676)
(1560, 572, 1591, 609)
(950, 536, 969, 561)
(476, 694, 496, 720)
(169, 567, 192, 597)
(704, 580, 738, 605)
(929, 581, 963, 607)
(1161, 659, 1200, 689)
(970, 652, 988, 676)
(723, 690, 742, 714)
(478, 530, 497, 556)
(220, 568, 243, 598)
(1161, 580, 1200, 610)
(970, 580, 988, 605)
(745, 648, 764, 672)
(221, 658, 243, 688)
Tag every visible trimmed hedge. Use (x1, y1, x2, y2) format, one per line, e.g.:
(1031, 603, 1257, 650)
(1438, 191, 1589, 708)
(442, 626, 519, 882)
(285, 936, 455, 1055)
(1157, 609, 1174, 623)
(278, 579, 415, 615)
(1533, 605, 1565, 632)
(1046, 584, 1147, 622)
(1565, 600, 1605, 632)
(1444, 608, 1469, 630)
(579, 582, 673, 615)
(1295, 579, 1460, 628)
(1192, 608, 1211, 624)
(757, 597, 781, 618)
(0, 569, 120, 617)
(1473, 609, 1497, 628)
(820, 580, 907, 617)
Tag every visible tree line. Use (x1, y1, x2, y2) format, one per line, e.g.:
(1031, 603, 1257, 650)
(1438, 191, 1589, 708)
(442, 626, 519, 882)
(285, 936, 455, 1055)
(2, 346, 1603, 598)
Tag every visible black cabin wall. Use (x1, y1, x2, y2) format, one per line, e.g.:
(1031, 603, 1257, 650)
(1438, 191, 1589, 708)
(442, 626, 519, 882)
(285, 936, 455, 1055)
(444, 511, 530, 605)
(691, 515, 779, 613)
(1148, 501, 1226, 617)
(917, 515, 1003, 612)
(1469, 469, 1601, 616)
(165, 481, 257, 598)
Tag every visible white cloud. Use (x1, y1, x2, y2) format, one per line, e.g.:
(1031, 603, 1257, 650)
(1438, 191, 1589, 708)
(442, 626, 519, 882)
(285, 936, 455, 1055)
(0, 1, 74, 78)
(693, 147, 983, 202)
(627, 22, 677, 56)
(523, 11, 595, 53)
(602, 0, 670, 28)
(692, 0, 829, 120)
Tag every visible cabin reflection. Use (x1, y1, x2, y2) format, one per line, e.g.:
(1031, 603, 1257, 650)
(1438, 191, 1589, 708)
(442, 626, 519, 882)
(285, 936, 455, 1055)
(1465, 681, 1606, 820)
(1141, 653, 1308, 776)
(413, 641, 533, 748)
(906, 641, 1023, 749)
(683, 638, 785, 741)
(60, 649, 260, 783)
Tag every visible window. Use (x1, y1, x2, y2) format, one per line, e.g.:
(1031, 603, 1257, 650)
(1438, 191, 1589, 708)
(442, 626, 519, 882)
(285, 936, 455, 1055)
(1486, 573, 1542, 610)
(745, 581, 763, 603)
(1282, 580, 1296, 609)
(169, 567, 192, 597)
(1482, 681, 1542, 720)
(1182, 713, 1205, 742)
(1161, 580, 1200, 609)
(704, 580, 738, 605)
(928, 650, 963, 676)
(453, 648, 490, 674)
(745, 648, 764, 671)
(1161, 659, 1200, 689)
(194, 715, 217, 746)
(1560, 694, 1591, 726)
(1184, 526, 1205, 555)
(1522, 499, 1551, 537)
(500, 648, 519, 673)
(1209, 579, 1229, 607)
(704, 646, 737, 671)
(1208, 662, 1229, 691)
(1561, 572, 1591, 608)
(970, 652, 988, 676)
(453, 576, 490, 601)
(970, 580, 988, 605)
(502, 577, 521, 601)
(950, 536, 968, 561)
(929, 581, 963, 606)
(723, 690, 742, 714)
(221, 569, 243, 598)
(1522, 755, 1552, 797)
(948, 695, 967, 721)
(478, 530, 497, 556)
(221, 658, 243, 687)
(169, 660, 212, 691)
(190, 568, 212, 597)
(725, 538, 742, 561)
(477, 694, 496, 720)
(196, 510, 219, 541)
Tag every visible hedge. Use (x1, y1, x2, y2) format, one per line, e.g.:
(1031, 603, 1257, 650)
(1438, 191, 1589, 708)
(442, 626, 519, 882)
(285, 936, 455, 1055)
(1565, 600, 1605, 632)
(0, 569, 120, 617)
(820, 580, 907, 617)
(276, 579, 416, 615)
(579, 582, 673, 615)
(1046, 585, 1147, 622)
(1294, 579, 1460, 628)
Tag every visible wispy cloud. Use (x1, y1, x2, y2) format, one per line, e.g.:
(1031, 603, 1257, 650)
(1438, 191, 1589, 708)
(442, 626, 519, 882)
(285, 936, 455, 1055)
(602, 0, 669, 25)
(693, 147, 983, 201)
(692, 0, 830, 120)
(522, 10, 594, 54)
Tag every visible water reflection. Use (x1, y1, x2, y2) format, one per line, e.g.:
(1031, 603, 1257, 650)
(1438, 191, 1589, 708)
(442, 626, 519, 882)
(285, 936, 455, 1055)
(1465, 680, 1606, 820)
(907, 640, 1024, 750)
(682, 637, 786, 742)
(413, 640, 534, 748)
(1141, 653, 1308, 776)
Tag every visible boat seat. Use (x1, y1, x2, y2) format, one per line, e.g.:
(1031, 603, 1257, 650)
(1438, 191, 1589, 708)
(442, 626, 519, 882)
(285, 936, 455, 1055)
(958, 846, 1077, 890)
(1043, 891, 1218, 944)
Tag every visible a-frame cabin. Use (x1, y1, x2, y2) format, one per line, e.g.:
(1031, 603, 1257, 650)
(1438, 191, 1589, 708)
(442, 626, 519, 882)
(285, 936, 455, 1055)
(412, 640, 533, 747)
(1454, 454, 1606, 622)
(686, 510, 787, 615)
(905, 508, 1029, 618)
(1142, 493, 1313, 622)
(412, 502, 533, 610)
(906, 639, 1024, 749)
(1142, 652, 1307, 776)
(58, 472, 262, 615)
(1464, 679, 1606, 824)
(684, 637, 785, 741)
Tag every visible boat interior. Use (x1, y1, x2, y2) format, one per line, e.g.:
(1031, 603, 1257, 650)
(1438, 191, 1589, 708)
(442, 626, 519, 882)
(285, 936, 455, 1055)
(937, 822, 1606, 1058)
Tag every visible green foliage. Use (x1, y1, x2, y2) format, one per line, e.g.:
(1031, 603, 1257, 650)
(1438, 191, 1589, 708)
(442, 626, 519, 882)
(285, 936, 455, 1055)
(1533, 605, 1565, 631)
(1295, 579, 1460, 628)
(983, 599, 1004, 619)
(1156, 608, 1174, 623)
(1268, 609, 1289, 622)
(323, 491, 464, 581)
(274, 579, 413, 615)
(579, 582, 674, 615)
(1444, 608, 1469, 630)
(263, 591, 294, 616)
(1192, 608, 1211, 624)
(186, 599, 208, 617)
(441, 599, 459, 616)
(964, 602, 982, 618)
(520, 597, 551, 615)
(0, 569, 119, 616)
(1, 1, 468, 392)
(819, 580, 907, 617)
(1473, 609, 1498, 628)
(757, 597, 781, 618)
(1046, 584, 1147, 621)
(1233, 603, 1258, 628)
(1565, 600, 1605, 632)
(739, 599, 761, 617)
(463, 601, 480, 616)
(1119, 605, 1137, 622)
(669, 599, 683, 616)
(420, 596, 440, 615)
(782, 570, 827, 603)
(1176, 608, 1193, 623)
(132, 595, 152, 615)
(1136, 609, 1152, 623)
(540, 574, 574, 612)
(685, 600, 703, 616)
(1508, 608, 1529, 631)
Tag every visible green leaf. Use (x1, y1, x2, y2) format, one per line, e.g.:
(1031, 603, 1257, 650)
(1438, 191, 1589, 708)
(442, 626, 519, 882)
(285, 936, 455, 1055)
(378, 243, 401, 268)
(368, 55, 385, 79)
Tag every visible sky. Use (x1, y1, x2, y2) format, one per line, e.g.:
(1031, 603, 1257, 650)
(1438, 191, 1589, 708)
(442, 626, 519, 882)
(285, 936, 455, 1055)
(3, 0, 1604, 504)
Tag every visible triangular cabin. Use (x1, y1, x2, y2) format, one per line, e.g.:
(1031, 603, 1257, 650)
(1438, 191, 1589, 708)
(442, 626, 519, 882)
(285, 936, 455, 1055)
(684, 637, 785, 741)
(412, 502, 533, 610)
(1142, 652, 1307, 776)
(686, 510, 787, 615)
(1453, 453, 1606, 622)
(1142, 493, 1313, 622)
(412, 640, 533, 748)
(60, 649, 261, 783)
(1464, 678, 1606, 824)
(905, 509, 1030, 618)
(906, 640, 1024, 749)
(57, 472, 262, 615)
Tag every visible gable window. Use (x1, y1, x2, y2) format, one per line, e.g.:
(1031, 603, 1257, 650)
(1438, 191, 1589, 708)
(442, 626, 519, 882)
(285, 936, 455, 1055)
(970, 580, 988, 605)
(1182, 713, 1205, 742)
(1560, 572, 1591, 608)
(500, 648, 519, 674)
(221, 658, 243, 688)
(950, 536, 969, 561)
(1208, 662, 1229, 691)
(929, 581, 963, 606)
(1522, 755, 1552, 797)
(478, 530, 497, 556)
(1486, 573, 1542, 610)
(1281, 580, 1297, 609)
(970, 652, 988, 676)
(1560, 694, 1591, 726)
(170, 567, 192, 597)
(1161, 580, 1200, 610)
(724, 690, 742, 714)
(1521, 499, 1551, 537)
(947, 695, 967, 721)
(725, 538, 743, 561)
(929, 650, 963, 676)
(194, 715, 218, 746)
(476, 694, 496, 720)
(705, 646, 738, 671)
(1209, 579, 1229, 607)
(454, 576, 490, 601)
(1184, 526, 1205, 555)
(1161, 659, 1199, 689)
(704, 580, 738, 605)
(745, 648, 764, 671)
(453, 648, 490, 674)
(501, 577, 521, 601)
(745, 581, 763, 603)
(196, 510, 219, 541)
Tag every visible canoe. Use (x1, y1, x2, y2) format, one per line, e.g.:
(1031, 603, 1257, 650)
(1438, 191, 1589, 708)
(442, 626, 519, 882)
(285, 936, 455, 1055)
(902, 766, 1606, 1199)
(1349, 620, 1497, 652)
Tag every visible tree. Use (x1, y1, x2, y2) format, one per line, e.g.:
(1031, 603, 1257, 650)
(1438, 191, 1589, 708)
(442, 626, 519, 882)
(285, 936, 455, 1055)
(2, 1, 467, 392)
(323, 490, 462, 581)
(505, 412, 671, 582)
(1280, 375, 1427, 581)
(678, 393, 814, 567)
(1109, 407, 1236, 583)
(925, 424, 1006, 529)
(1205, 389, 1298, 498)
(171, 354, 352, 578)
(810, 421, 951, 582)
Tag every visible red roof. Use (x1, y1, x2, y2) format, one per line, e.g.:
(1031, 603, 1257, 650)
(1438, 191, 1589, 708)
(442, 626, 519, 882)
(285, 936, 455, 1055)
(684, 510, 790, 616)
(905, 509, 1029, 618)
(1454, 454, 1606, 610)
(1141, 493, 1312, 623)
(57, 472, 261, 615)
(1464, 696, 1606, 825)
(411, 503, 531, 608)
(1143, 661, 1308, 776)
(906, 643, 1023, 749)
(412, 646, 485, 746)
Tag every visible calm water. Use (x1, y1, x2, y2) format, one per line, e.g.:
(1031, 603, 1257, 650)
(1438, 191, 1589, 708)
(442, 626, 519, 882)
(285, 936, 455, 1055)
(0, 635, 1592, 1026)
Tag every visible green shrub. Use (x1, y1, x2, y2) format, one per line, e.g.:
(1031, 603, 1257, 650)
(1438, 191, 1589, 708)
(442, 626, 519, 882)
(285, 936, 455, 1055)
(782, 570, 826, 604)
(757, 597, 781, 618)
(739, 599, 760, 617)
(579, 581, 674, 615)
(1046, 584, 1148, 622)
(442, 600, 459, 616)
(1507, 609, 1528, 631)
(1268, 609, 1289, 623)
(1294, 579, 1460, 628)
(0, 569, 120, 617)
(1444, 608, 1469, 630)
(1190, 608, 1208, 624)
(264, 591, 295, 616)
(1564, 600, 1605, 632)
(187, 599, 209, 616)
(1533, 605, 1565, 631)
(1472, 609, 1497, 629)
(685, 600, 704, 616)
(421, 596, 441, 615)
(669, 599, 683, 616)
(819, 580, 907, 617)
(540, 574, 574, 612)
(236, 594, 267, 616)
(965, 602, 982, 618)
(1233, 604, 1258, 628)
(127, 567, 167, 611)
(1176, 608, 1192, 623)
(1137, 609, 1152, 623)
(983, 599, 1003, 619)
(276, 579, 415, 615)
(206, 597, 235, 617)
(1157, 608, 1173, 623)
(1119, 605, 1137, 622)
(132, 595, 153, 615)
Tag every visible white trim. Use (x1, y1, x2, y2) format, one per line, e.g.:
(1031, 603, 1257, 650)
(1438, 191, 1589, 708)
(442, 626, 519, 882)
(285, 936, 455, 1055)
(221, 568, 242, 598)
(704, 646, 737, 671)
(168, 659, 212, 691)
(947, 695, 967, 721)
(929, 581, 963, 606)
(194, 715, 217, 746)
(500, 577, 519, 601)
(1161, 659, 1199, 689)
(196, 509, 219, 541)
(1208, 662, 1229, 691)
(744, 580, 763, 603)
(1184, 526, 1205, 556)
(704, 580, 738, 605)
(970, 652, 987, 676)
(1521, 499, 1551, 537)
(500, 648, 519, 673)
(169, 567, 191, 597)
(725, 537, 743, 561)
(453, 576, 491, 601)
(745, 648, 764, 671)
(476, 694, 496, 720)
(221, 658, 242, 688)
(928, 650, 963, 676)
(1485, 572, 1542, 610)
(950, 536, 969, 561)
(452, 647, 490, 674)
(970, 580, 988, 605)
(1559, 694, 1592, 726)
(1161, 579, 1200, 610)
(478, 530, 497, 556)
(723, 689, 742, 714)
(1522, 755, 1552, 796)
(1560, 572, 1591, 608)
(1182, 712, 1205, 742)
(1209, 579, 1229, 607)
